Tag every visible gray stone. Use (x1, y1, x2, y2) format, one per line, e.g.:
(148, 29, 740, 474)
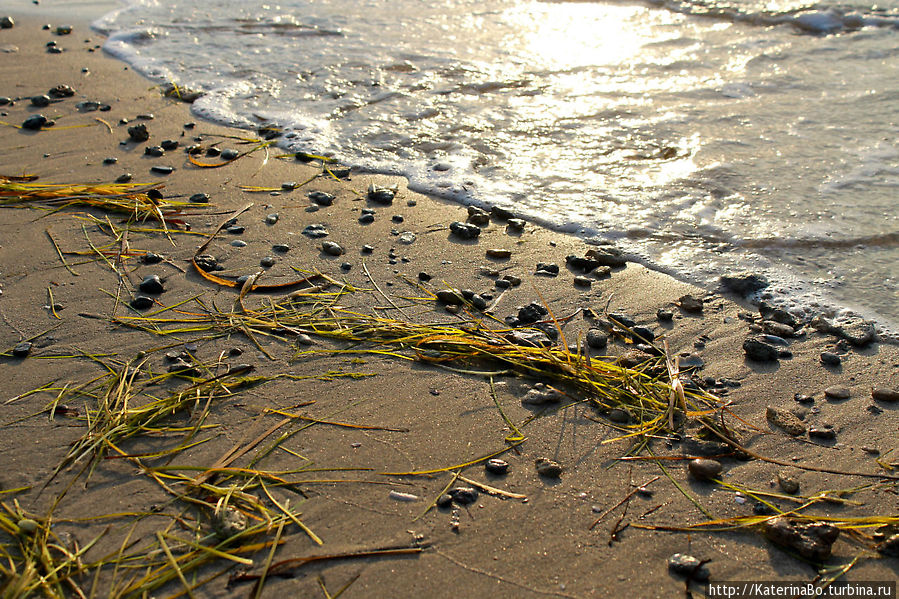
(138, 274, 164, 294)
(507, 218, 526, 231)
(573, 275, 592, 288)
(321, 241, 344, 256)
(720, 272, 769, 295)
(763, 320, 795, 338)
(667, 553, 710, 582)
(766, 406, 806, 436)
(448, 487, 478, 505)
(308, 191, 335, 206)
(585, 329, 608, 350)
(535, 457, 563, 478)
(872, 387, 899, 402)
(777, 471, 800, 494)
(302, 224, 329, 238)
(811, 314, 876, 346)
(677, 294, 704, 313)
(12, 341, 32, 358)
(367, 184, 395, 204)
(22, 114, 48, 130)
(436, 289, 464, 305)
(584, 246, 627, 267)
(809, 427, 836, 441)
(449, 221, 481, 239)
(823, 385, 850, 400)
(150, 165, 173, 175)
(485, 458, 509, 475)
(130, 295, 154, 310)
(0, 16, 14, 29)
(127, 123, 149, 142)
(189, 193, 209, 203)
(486, 248, 511, 259)
(764, 517, 839, 561)
(506, 329, 553, 348)
(820, 352, 841, 366)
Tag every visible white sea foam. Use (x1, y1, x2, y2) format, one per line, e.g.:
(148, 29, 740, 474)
(91, 0, 899, 336)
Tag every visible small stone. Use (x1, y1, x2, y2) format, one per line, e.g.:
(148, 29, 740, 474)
(777, 471, 800, 494)
(448, 487, 478, 505)
(392, 215, 404, 223)
(607, 408, 630, 423)
(720, 272, 769, 295)
(12, 341, 33, 358)
(225, 225, 245, 234)
(495, 278, 511, 289)
(573, 275, 592, 288)
(189, 192, 209, 203)
(221, 149, 239, 161)
(48, 84, 75, 98)
(102, 156, 118, 164)
(436, 289, 464, 305)
(388, 491, 420, 502)
(743, 337, 779, 362)
(142, 252, 163, 264)
(55, 25, 73, 35)
(535, 262, 559, 276)
(138, 274, 164, 294)
(265, 213, 279, 225)
(535, 457, 563, 478)
(230, 240, 246, 248)
(436, 494, 454, 509)
(22, 114, 48, 130)
(657, 308, 674, 321)
(688, 458, 722, 481)
(398, 231, 416, 244)
(144, 145, 164, 157)
(31, 94, 51, 107)
(485, 458, 509, 475)
(667, 553, 710, 582)
(566, 255, 602, 273)
(517, 302, 548, 324)
(763, 320, 795, 338)
(361, 245, 374, 254)
(585, 329, 608, 349)
(507, 329, 553, 348)
(308, 190, 334, 206)
(823, 385, 850, 400)
(127, 123, 149, 142)
(810, 314, 875, 346)
(507, 218, 526, 231)
(764, 517, 839, 561)
(367, 184, 395, 204)
(272, 243, 289, 253)
(0, 16, 14, 29)
(820, 352, 841, 366)
(116, 173, 133, 183)
(296, 334, 314, 346)
(150, 165, 173, 175)
(129, 295, 154, 310)
(160, 139, 179, 150)
(677, 294, 703, 313)
(766, 406, 806, 436)
(260, 256, 275, 268)
(522, 383, 563, 405)
(486, 248, 511, 259)
(359, 213, 375, 224)
(449, 221, 481, 239)
(872, 387, 899, 402)
(503, 275, 522, 287)
(302, 224, 329, 238)
(809, 427, 836, 441)
(321, 241, 344, 256)
(193, 254, 219, 272)
(878, 534, 899, 557)
(205, 146, 221, 157)
(584, 246, 626, 267)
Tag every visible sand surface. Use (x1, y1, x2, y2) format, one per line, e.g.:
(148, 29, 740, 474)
(1, 12, 897, 598)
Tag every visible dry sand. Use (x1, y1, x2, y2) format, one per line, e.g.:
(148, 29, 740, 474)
(1, 12, 897, 598)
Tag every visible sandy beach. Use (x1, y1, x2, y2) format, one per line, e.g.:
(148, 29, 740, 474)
(1, 10, 898, 598)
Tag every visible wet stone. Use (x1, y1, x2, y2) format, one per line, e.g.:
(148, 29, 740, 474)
(688, 458, 722, 481)
(48, 84, 75, 98)
(495, 278, 511, 289)
(392, 215, 404, 223)
(518, 302, 548, 324)
(308, 190, 334, 206)
(720, 272, 769, 295)
(321, 241, 344, 256)
(485, 458, 509, 475)
(766, 406, 806, 436)
(138, 274, 164, 295)
(398, 231, 416, 244)
(189, 193, 209, 203)
(272, 243, 289, 253)
(230, 240, 247, 248)
(221, 149, 239, 160)
(436, 289, 464, 305)
(302, 224, 329, 238)
(507, 218, 526, 231)
(824, 385, 850, 400)
(566, 255, 602, 273)
(584, 246, 626, 267)
(130, 295, 154, 310)
(0, 16, 14, 29)
(226, 225, 245, 235)
(358, 213, 375, 224)
(361, 245, 374, 254)
(150, 165, 174, 175)
(260, 256, 275, 268)
(31, 95, 51, 107)
(632, 326, 655, 342)
(607, 408, 630, 423)
(449, 221, 481, 239)
(367, 184, 395, 204)
(667, 553, 710, 582)
(142, 252, 163, 264)
(12, 341, 33, 358)
(22, 114, 48, 130)
(535, 457, 563, 478)
(193, 254, 219, 272)
(102, 156, 118, 164)
(872, 387, 899, 402)
(763, 320, 795, 338)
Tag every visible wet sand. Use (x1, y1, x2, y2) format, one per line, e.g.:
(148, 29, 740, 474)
(1, 12, 897, 598)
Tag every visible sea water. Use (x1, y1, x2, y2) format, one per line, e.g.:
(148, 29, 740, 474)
(89, 0, 898, 334)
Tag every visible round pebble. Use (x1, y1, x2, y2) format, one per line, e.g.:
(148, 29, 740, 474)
(871, 387, 899, 402)
(130, 295, 154, 310)
(824, 385, 850, 400)
(322, 241, 344, 256)
(260, 256, 275, 268)
(138, 274, 164, 294)
(231, 240, 247, 248)
(688, 458, 722, 481)
(820, 352, 841, 366)
(485, 458, 509, 475)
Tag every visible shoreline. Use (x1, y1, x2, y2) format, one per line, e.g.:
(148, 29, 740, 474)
(1, 11, 898, 598)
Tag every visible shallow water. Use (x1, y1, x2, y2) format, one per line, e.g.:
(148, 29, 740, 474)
(91, 0, 899, 332)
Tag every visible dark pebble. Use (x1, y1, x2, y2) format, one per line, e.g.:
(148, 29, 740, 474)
(340, 262, 352, 271)
(573, 275, 592, 288)
(367, 184, 395, 204)
(272, 243, 290, 253)
(142, 252, 163, 264)
(809, 427, 836, 441)
(188, 192, 209, 203)
(22, 114, 48, 130)
(436, 494, 454, 509)
(535, 457, 563, 478)
(115, 173, 133, 183)
(495, 278, 511, 289)
(160, 139, 179, 150)
(820, 352, 841, 366)
(872, 387, 899, 402)
(193, 254, 219, 271)
(205, 147, 221, 157)
(150, 165, 173, 175)
(823, 385, 850, 400)
(449, 221, 481, 239)
(144, 145, 164, 157)
(667, 553, 710, 582)
(0, 16, 14, 29)
(130, 295, 154, 310)
(361, 245, 374, 254)
(221, 149, 239, 160)
(308, 191, 335, 206)
(30, 95, 51, 107)
(102, 157, 118, 164)
(436, 289, 464, 305)
(127, 123, 149, 142)
(138, 274, 164, 294)
(12, 341, 33, 358)
(231, 240, 247, 248)
(535, 262, 559, 276)
(743, 337, 779, 362)
(417, 272, 431, 281)
(448, 487, 478, 505)
(677, 294, 704, 313)
(265, 213, 279, 225)
(225, 225, 245, 235)
(720, 272, 769, 295)
(302, 224, 329, 238)
(507, 218, 526, 231)
(358, 213, 375, 224)
(688, 458, 722, 481)
(585, 329, 608, 349)
(657, 308, 674, 321)
(485, 458, 509, 475)
(260, 256, 275, 268)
